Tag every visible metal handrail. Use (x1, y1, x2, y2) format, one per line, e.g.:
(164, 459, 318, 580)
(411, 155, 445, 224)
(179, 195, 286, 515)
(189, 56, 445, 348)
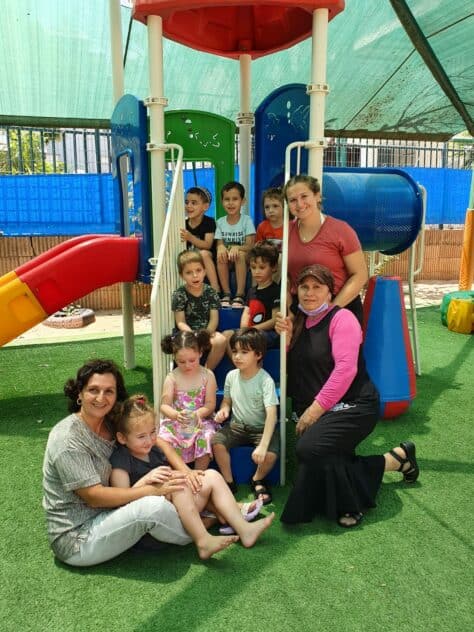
(149, 143, 185, 405)
(279, 141, 308, 485)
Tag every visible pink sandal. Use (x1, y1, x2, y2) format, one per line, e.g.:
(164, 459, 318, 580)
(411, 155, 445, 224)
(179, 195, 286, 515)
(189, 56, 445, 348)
(219, 499, 263, 534)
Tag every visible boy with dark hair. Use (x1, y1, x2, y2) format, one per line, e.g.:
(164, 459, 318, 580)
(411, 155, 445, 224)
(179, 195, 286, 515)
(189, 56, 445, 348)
(223, 240, 280, 350)
(180, 186, 219, 292)
(212, 328, 279, 505)
(215, 181, 255, 308)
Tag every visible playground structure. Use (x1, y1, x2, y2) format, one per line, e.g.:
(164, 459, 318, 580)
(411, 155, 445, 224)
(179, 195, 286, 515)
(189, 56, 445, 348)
(0, 0, 428, 481)
(127, 0, 426, 482)
(0, 0, 445, 482)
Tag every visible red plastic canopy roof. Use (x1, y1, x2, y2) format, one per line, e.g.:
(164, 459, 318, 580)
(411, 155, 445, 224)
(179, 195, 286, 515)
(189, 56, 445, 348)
(133, 0, 344, 59)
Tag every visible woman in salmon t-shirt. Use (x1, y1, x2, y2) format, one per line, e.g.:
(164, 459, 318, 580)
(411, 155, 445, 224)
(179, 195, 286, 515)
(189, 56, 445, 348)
(283, 174, 368, 324)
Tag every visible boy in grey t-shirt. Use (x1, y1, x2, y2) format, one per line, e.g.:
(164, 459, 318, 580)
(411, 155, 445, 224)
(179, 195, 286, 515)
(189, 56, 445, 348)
(212, 328, 279, 505)
(215, 181, 256, 307)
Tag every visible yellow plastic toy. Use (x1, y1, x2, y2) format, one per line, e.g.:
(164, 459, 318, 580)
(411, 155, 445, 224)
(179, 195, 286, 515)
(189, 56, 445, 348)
(447, 297, 474, 334)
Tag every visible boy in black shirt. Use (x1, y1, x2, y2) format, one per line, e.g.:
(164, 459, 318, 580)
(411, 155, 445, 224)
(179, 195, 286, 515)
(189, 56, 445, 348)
(223, 241, 280, 349)
(180, 186, 220, 292)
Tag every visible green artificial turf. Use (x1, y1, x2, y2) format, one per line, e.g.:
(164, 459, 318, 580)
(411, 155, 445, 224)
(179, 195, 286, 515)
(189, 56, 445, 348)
(0, 308, 472, 632)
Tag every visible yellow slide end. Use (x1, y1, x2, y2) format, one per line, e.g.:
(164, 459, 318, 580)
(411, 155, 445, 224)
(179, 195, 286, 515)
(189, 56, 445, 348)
(0, 273, 48, 346)
(0, 270, 18, 289)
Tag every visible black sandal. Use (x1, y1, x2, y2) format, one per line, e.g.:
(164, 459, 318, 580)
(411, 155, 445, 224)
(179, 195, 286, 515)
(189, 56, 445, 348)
(231, 295, 245, 308)
(250, 478, 272, 505)
(389, 441, 420, 483)
(220, 293, 232, 307)
(338, 512, 363, 528)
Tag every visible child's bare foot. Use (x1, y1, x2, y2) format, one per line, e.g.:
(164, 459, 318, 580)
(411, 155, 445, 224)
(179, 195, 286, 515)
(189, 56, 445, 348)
(197, 534, 239, 560)
(239, 513, 275, 548)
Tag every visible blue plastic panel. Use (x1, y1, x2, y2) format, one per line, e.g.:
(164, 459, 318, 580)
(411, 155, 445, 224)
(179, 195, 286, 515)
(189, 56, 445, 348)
(363, 277, 413, 414)
(0, 174, 117, 236)
(254, 83, 309, 225)
(111, 94, 152, 283)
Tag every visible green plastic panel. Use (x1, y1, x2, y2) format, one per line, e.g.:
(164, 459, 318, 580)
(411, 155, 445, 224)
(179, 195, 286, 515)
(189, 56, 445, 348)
(165, 110, 235, 218)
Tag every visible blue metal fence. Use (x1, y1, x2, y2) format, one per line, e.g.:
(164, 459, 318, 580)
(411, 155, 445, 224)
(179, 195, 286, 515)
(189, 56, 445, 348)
(403, 168, 470, 225)
(0, 174, 118, 235)
(0, 166, 470, 236)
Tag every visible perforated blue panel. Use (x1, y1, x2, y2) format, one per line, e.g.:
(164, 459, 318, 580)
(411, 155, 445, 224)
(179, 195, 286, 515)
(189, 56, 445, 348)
(0, 174, 117, 236)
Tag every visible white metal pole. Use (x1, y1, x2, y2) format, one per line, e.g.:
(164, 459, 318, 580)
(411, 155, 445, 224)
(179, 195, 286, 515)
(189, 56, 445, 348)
(109, 1, 124, 99)
(307, 8, 329, 187)
(145, 15, 168, 404)
(146, 15, 167, 255)
(108, 0, 135, 369)
(238, 54, 253, 213)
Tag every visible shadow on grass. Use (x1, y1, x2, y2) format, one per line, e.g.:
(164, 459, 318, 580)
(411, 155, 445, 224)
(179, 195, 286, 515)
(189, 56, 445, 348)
(358, 316, 473, 454)
(53, 543, 196, 584)
(281, 478, 412, 536)
(403, 489, 473, 551)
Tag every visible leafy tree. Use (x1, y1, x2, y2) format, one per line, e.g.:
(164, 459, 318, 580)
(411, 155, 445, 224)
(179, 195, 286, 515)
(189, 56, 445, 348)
(0, 129, 64, 174)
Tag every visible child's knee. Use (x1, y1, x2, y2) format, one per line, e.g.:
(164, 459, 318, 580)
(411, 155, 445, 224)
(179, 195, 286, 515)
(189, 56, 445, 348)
(212, 440, 227, 453)
(212, 332, 227, 348)
(203, 468, 221, 485)
(236, 251, 247, 266)
(265, 451, 278, 464)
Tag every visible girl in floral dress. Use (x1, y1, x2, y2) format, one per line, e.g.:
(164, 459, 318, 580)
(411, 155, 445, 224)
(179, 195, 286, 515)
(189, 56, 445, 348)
(159, 330, 219, 469)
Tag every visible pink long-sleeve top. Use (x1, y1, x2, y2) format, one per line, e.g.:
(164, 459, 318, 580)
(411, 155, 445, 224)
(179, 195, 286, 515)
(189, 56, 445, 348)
(306, 308, 362, 411)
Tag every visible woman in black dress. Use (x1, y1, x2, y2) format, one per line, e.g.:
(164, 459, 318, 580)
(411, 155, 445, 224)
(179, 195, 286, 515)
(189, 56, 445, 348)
(276, 264, 420, 527)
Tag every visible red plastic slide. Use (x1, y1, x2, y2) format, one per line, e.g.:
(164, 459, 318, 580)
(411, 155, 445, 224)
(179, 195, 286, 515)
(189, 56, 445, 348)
(0, 236, 140, 346)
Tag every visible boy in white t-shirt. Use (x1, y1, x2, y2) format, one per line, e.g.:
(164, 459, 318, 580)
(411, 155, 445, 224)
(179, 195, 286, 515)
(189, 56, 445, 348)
(212, 328, 279, 505)
(215, 181, 255, 308)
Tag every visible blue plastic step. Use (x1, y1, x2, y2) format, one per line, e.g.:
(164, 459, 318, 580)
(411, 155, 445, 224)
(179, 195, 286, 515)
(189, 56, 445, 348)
(229, 445, 280, 485)
(217, 306, 242, 331)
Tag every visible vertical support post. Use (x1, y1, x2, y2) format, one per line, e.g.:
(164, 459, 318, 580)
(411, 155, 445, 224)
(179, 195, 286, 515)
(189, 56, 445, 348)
(146, 15, 167, 255)
(307, 8, 329, 187)
(459, 168, 474, 290)
(108, 0, 135, 369)
(238, 54, 253, 213)
(145, 15, 168, 404)
(368, 251, 376, 276)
